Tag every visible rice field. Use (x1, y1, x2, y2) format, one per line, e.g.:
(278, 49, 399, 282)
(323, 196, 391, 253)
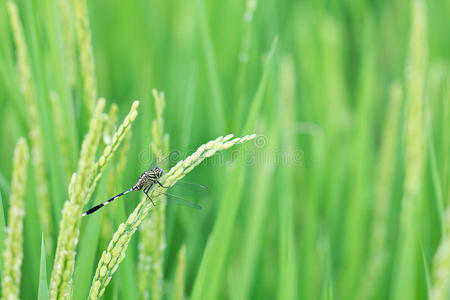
(0, 0, 449, 299)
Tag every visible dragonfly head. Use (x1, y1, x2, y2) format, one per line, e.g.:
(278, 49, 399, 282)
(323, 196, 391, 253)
(154, 166, 164, 178)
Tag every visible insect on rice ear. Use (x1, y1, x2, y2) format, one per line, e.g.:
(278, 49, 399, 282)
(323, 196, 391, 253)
(82, 164, 198, 216)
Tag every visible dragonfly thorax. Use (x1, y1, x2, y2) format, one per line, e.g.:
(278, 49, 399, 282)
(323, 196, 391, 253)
(132, 167, 165, 191)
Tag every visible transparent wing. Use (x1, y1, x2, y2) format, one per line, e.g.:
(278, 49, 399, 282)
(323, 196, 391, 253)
(169, 181, 209, 199)
(145, 151, 179, 171)
(172, 181, 209, 192)
(152, 181, 208, 210)
(162, 193, 202, 209)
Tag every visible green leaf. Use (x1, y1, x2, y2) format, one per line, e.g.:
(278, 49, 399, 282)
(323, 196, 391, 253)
(72, 174, 108, 300)
(0, 173, 10, 197)
(0, 191, 5, 275)
(195, 0, 226, 132)
(38, 234, 49, 300)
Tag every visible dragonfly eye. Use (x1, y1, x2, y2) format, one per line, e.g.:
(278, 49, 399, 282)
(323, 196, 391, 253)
(156, 167, 164, 176)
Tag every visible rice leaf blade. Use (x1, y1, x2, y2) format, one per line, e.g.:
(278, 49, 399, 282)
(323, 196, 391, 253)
(38, 235, 49, 300)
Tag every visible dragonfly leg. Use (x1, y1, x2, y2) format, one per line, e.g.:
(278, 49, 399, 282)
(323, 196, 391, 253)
(155, 180, 169, 189)
(143, 186, 156, 207)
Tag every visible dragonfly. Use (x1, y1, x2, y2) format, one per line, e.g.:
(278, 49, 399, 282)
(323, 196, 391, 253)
(82, 164, 205, 216)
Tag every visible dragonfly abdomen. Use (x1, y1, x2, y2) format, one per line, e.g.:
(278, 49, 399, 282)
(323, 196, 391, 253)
(83, 167, 165, 216)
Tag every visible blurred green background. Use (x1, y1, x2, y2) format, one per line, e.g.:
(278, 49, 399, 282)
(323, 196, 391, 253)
(0, 0, 449, 299)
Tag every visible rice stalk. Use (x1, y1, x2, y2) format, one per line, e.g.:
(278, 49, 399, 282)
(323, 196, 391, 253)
(194, 0, 226, 132)
(430, 208, 450, 300)
(116, 132, 132, 176)
(403, 0, 427, 195)
(103, 104, 119, 146)
(72, 0, 97, 113)
(50, 99, 139, 299)
(391, 1, 427, 299)
(85, 101, 139, 203)
(97, 103, 119, 230)
(101, 111, 133, 241)
(7, 0, 53, 254)
(58, 0, 76, 88)
(357, 82, 403, 300)
(340, 18, 376, 298)
(138, 90, 168, 300)
(50, 91, 73, 180)
(233, 0, 258, 130)
(88, 134, 255, 299)
(233, 126, 276, 300)
(174, 245, 186, 300)
(49, 99, 106, 300)
(149, 90, 169, 300)
(1, 138, 29, 300)
(277, 55, 298, 300)
(242, 37, 277, 134)
(150, 89, 169, 159)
